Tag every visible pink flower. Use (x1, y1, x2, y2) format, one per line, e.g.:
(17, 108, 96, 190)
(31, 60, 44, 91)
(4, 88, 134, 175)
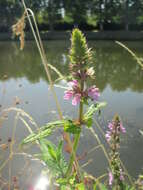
(120, 169, 124, 181)
(88, 86, 100, 102)
(64, 90, 73, 100)
(68, 80, 78, 89)
(72, 93, 81, 106)
(64, 80, 81, 106)
(120, 123, 126, 133)
(109, 171, 113, 186)
(108, 122, 113, 130)
(105, 131, 111, 142)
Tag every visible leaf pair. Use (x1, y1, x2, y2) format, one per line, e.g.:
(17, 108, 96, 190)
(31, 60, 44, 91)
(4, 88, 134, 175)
(38, 139, 68, 178)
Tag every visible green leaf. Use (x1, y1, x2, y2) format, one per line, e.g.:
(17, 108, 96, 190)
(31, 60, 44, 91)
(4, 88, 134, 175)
(22, 128, 52, 144)
(83, 102, 107, 128)
(41, 120, 66, 130)
(61, 185, 71, 190)
(47, 144, 57, 160)
(38, 139, 68, 178)
(64, 120, 81, 134)
(86, 117, 93, 128)
(22, 120, 66, 144)
(75, 183, 85, 190)
(56, 178, 68, 185)
(57, 140, 63, 162)
(93, 183, 97, 190)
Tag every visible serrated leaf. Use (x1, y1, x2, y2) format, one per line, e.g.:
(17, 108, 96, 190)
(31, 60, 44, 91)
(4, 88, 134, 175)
(64, 120, 81, 134)
(75, 183, 85, 190)
(84, 102, 106, 118)
(41, 120, 66, 130)
(22, 128, 52, 144)
(47, 144, 57, 160)
(86, 117, 93, 128)
(22, 120, 66, 145)
(57, 140, 63, 162)
(56, 178, 68, 185)
(83, 102, 107, 128)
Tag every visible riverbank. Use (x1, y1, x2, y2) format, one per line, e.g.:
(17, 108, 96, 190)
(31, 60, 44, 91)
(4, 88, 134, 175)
(1, 31, 143, 41)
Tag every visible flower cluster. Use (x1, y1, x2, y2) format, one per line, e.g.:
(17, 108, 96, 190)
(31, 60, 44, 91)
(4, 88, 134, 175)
(108, 168, 124, 186)
(63, 29, 100, 106)
(64, 80, 100, 106)
(106, 115, 126, 187)
(105, 120, 126, 142)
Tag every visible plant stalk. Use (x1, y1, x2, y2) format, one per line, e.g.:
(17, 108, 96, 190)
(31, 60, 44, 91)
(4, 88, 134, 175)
(66, 78, 84, 178)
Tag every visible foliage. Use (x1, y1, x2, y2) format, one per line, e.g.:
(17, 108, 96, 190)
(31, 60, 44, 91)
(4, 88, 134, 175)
(1, 0, 143, 31)
(37, 139, 68, 178)
(6, 6, 143, 188)
(83, 102, 107, 128)
(22, 120, 65, 144)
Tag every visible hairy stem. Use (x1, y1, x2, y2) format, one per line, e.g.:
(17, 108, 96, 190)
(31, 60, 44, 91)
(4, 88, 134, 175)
(66, 77, 84, 178)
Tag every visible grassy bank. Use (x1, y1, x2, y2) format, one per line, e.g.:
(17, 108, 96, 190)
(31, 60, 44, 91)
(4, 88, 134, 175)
(1, 31, 143, 41)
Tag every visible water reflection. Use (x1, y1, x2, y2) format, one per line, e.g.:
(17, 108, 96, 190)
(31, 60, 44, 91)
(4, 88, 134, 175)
(34, 175, 50, 190)
(0, 41, 143, 92)
(0, 40, 143, 184)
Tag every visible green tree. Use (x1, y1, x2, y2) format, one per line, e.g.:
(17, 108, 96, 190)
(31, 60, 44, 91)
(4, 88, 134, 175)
(40, 0, 63, 31)
(88, 0, 123, 30)
(0, 0, 22, 31)
(63, 0, 88, 26)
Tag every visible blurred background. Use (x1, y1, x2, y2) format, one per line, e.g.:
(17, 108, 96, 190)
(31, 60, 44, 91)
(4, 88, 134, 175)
(1, 0, 143, 32)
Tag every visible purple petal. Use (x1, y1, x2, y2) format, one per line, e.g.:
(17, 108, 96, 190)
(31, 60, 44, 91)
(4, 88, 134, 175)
(68, 80, 78, 88)
(88, 86, 100, 101)
(72, 93, 81, 106)
(105, 132, 111, 142)
(109, 171, 113, 186)
(120, 123, 126, 133)
(108, 122, 113, 130)
(64, 90, 73, 100)
(120, 169, 124, 181)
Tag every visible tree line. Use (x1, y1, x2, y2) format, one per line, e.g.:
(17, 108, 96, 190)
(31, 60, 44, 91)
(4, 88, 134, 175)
(1, 0, 143, 32)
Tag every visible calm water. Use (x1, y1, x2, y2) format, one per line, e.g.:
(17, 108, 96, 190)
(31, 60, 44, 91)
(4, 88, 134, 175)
(0, 40, 143, 189)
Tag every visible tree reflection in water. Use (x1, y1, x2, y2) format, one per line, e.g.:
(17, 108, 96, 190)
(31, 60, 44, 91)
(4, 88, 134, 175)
(0, 41, 143, 92)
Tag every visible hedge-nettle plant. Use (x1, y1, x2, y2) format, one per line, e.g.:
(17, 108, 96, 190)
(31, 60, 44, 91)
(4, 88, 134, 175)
(21, 28, 105, 189)
(106, 115, 126, 189)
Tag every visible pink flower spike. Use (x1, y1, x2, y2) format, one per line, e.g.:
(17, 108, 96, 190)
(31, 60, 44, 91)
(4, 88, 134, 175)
(72, 93, 81, 106)
(64, 90, 73, 100)
(88, 86, 100, 102)
(109, 171, 113, 186)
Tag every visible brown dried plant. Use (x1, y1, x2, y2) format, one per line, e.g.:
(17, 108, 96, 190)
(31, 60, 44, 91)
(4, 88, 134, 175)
(12, 12, 26, 50)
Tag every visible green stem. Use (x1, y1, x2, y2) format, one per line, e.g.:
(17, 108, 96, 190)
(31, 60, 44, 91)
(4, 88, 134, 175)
(66, 78, 84, 178)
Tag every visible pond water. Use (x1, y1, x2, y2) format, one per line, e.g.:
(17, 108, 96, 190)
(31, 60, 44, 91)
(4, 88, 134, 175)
(0, 40, 143, 189)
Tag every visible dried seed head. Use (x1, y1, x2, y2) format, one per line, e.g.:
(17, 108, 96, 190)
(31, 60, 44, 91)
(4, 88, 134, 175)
(12, 13, 26, 50)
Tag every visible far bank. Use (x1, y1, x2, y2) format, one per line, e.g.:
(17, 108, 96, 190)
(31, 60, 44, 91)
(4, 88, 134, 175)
(1, 31, 143, 41)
